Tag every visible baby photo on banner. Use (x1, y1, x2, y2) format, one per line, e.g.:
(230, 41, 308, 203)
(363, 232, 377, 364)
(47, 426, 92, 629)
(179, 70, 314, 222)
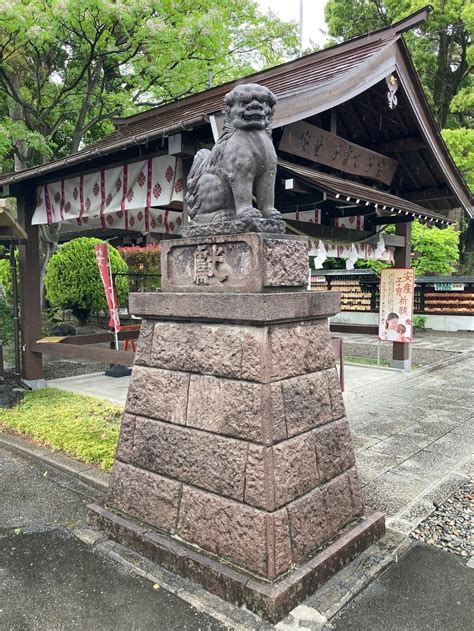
(378, 268, 415, 343)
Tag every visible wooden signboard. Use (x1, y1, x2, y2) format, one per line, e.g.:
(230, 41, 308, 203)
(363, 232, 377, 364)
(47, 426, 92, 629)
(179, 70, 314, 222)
(279, 121, 398, 186)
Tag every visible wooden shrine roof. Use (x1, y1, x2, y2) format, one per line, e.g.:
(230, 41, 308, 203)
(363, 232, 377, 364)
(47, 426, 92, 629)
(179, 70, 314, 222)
(278, 160, 455, 225)
(0, 6, 471, 218)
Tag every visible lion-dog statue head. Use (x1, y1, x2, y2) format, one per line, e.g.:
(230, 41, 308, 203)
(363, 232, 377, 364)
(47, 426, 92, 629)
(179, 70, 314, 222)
(186, 82, 280, 224)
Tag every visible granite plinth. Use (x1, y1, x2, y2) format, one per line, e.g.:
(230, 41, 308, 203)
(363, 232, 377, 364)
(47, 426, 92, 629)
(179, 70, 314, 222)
(129, 291, 340, 323)
(87, 502, 385, 623)
(90, 230, 384, 622)
(161, 233, 308, 293)
(181, 217, 286, 237)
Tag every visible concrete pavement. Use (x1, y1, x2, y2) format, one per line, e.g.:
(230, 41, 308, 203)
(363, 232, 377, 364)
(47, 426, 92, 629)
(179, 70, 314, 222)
(346, 355, 473, 534)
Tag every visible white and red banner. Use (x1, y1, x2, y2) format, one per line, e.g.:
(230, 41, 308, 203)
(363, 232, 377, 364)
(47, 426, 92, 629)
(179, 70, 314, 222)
(335, 215, 365, 230)
(378, 268, 415, 343)
(284, 208, 322, 224)
(33, 156, 184, 235)
(284, 209, 366, 231)
(308, 236, 395, 269)
(95, 243, 121, 332)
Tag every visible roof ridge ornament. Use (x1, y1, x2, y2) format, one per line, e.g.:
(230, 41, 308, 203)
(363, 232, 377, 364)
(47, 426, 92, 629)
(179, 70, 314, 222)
(386, 74, 399, 109)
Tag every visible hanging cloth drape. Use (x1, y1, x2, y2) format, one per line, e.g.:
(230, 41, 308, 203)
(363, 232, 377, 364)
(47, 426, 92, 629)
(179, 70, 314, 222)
(32, 156, 184, 235)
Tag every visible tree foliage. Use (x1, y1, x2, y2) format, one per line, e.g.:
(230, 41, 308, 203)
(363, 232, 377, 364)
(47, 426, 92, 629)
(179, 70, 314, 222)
(441, 128, 474, 190)
(0, 0, 298, 172)
(410, 220, 460, 275)
(44, 237, 128, 325)
(325, 1, 472, 130)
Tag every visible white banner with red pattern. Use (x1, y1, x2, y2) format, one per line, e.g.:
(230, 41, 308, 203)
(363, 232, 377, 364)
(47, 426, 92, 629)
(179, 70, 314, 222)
(32, 156, 184, 235)
(283, 208, 366, 231)
(308, 237, 395, 270)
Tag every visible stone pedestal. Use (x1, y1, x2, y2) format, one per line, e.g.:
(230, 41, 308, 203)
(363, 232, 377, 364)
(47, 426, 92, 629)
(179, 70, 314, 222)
(88, 232, 384, 622)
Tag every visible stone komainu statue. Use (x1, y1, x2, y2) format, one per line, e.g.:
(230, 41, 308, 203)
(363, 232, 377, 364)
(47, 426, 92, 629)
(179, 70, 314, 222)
(185, 83, 281, 224)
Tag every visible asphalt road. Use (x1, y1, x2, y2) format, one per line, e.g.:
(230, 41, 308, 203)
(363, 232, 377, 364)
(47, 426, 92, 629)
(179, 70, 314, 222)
(0, 445, 224, 631)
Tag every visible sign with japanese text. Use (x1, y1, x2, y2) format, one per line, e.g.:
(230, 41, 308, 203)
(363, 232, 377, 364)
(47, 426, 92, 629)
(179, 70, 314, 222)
(95, 243, 121, 332)
(378, 268, 415, 343)
(434, 282, 465, 291)
(279, 121, 398, 186)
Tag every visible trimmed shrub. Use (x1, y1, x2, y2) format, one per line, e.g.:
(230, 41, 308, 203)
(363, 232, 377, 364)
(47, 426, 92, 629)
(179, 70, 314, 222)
(0, 295, 12, 344)
(0, 247, 15, 303)
(118, 244, 161, 292)
(413, 315, 427, 331)
(44, 237, 128, 326)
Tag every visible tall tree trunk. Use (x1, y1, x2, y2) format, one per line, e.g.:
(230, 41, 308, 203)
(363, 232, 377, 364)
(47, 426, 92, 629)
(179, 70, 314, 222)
(433, 27, 470, 128)
(7, 75, 28, 171)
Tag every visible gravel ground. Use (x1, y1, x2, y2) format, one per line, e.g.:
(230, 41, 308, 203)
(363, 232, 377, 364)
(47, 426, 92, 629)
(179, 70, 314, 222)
(3, 358, 109, 384)
(343, 342, 457, 366)
(410, 482, 473, 558)
(42, 359, 109, 380)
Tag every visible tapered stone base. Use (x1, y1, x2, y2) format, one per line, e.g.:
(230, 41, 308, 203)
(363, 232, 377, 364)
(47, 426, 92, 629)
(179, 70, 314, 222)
(88, 232, 385, 622)
(88, 501, 384, 622)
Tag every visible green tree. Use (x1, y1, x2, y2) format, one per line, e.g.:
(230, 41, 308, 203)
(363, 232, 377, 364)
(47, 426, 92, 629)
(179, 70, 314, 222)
(44, 237, 128, 326)
(325, 0, 472, 129)
(410, 220, 460, 275)
(0, 0, 298, 171)
(441, 128, 474, 190)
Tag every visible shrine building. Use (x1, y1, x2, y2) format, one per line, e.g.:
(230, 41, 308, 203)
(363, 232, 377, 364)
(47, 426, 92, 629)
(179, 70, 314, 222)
(0, 6, 471, 381)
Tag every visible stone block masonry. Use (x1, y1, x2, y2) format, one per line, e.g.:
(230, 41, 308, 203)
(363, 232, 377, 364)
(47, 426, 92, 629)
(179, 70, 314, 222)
(88, 232, 384, 622)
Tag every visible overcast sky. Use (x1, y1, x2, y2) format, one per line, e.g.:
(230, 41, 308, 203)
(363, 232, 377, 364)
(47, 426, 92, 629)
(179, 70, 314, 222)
(257, 0, 329, 49)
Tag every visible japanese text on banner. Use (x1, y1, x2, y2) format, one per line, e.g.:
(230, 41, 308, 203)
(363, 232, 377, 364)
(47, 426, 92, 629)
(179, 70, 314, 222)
(378, 268, 415, 343)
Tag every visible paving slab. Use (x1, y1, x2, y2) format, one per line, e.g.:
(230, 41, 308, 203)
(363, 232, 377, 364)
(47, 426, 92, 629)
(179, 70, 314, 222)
(362, 471, 428, 517)
(423, 433, 474, 459)
(47, 372, 130, 406)
(346, 354, 473, 533)
(369, 433, 435, 460)
(354, 449, 402, 485)
(327, 543, 474, 631)
(391, 449, 461, 482)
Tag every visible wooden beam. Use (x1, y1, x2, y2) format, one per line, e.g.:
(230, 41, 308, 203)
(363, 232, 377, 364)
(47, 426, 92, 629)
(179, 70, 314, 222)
(370, 137, 426, 154)
(31, 342, 135, 366)
(330, 109, 337, 134)
(284, 178, 314, 194)
(370, 215, 415, 225)
(17, 186, 43, 381)
(330, 323, 378, 335)
(285, 219, 372, 241)
(51, 330, 140, 345)
(404, 186, 451, 202)
(366, 233, 406, 248)
(329, 205, 376, 218)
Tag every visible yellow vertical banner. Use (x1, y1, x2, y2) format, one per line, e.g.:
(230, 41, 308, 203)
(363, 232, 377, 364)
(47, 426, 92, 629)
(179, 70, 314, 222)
(378, 268, 415, 343)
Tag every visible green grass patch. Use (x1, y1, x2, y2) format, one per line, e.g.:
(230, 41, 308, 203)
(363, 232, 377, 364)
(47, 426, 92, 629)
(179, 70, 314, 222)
(343, 355, 421, 369)
(0, 388, 121, 471)
(344, 355, 391, 367)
